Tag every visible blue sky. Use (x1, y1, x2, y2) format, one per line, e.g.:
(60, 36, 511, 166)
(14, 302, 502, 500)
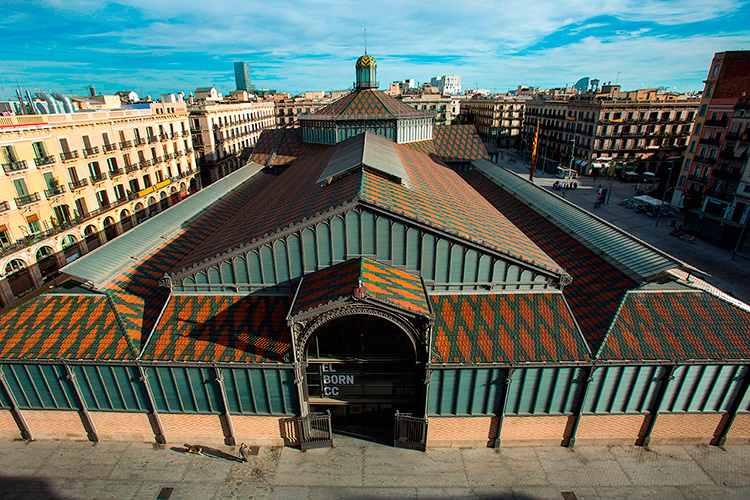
(1, 0, 749, 98)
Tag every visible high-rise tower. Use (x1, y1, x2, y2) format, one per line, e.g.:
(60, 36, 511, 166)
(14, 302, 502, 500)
(234, 62, 256, 92)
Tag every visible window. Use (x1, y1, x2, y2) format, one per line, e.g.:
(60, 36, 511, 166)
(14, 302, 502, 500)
(53, 205, 71, 223)
(12, 178, 29, 197)
(68, 167, 80, 183)
(155, 170, 164, 183)
(74, 198, 88, 218)
(107, 157, 118, 172)
(706, 84, 713, 98)
(143, 175, 152, 188)
(129, 179, 140, 193)
(32, 142, 47, 159)
(689, 141, 696, 153)
(698, 105, 707, 117)
(26, 214, 41, 234)
(1, 145, 17, 163)
(114, 184, 126, 201)
(96, 190, 110, 208)
(0, 226, 11, 247)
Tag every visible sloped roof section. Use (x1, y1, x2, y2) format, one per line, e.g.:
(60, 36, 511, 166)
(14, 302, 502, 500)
(472, 159, 680, 281)
(317, 132, 409, 186)
(290, 257, 430, 318)
(430, 293, 589, 364)
(461, 169, 636, 353)
(308, 89, 429, 120)
(0, 294, 137, 360)
(248, 127, 303, 166)
(99, 168, 276, 348)
(432, 125, 489, 163)
(597, 290, 750, 362)
(141, 295, 291, 363)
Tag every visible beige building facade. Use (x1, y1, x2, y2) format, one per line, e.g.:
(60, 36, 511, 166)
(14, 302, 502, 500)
(275, 99, 329, 127)
(0, 103, 198, 305)
(399, 94, 458, 124)
(188, 101, 275, 184)
(461, 97, 526, 149)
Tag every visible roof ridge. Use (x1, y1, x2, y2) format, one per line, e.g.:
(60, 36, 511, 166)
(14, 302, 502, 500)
(104, 292, 140, 357)
(594, 290, 632, 360)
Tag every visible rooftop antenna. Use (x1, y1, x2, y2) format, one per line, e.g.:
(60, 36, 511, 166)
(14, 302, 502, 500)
(615, 72, 620, 85)
(364, 21, 367, 54)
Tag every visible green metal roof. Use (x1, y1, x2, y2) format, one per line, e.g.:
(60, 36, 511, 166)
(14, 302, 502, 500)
(62, 163, 265, 288)
(472, 159, 683, 281)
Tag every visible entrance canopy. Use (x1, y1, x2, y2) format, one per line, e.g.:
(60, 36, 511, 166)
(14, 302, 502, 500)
(288, 257, 432, 322)
(633, 195, 665, 207)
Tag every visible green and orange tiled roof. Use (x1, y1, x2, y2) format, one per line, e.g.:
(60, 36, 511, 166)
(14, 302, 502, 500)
(461, 170, 636, 353)
(173, 138, 562, 278)
(290, 257, 430, 318)
(430, 293, 589, 364)
(431, 125, 489, 163)
(104, 172, 276, 349)
(0, 295, 137, 360)
(403, 140, 436, 156)
(310, 89, 429, 120)
(597, 290, 750, 362)
(141, 295, 291, 363)
(248, 127, 303, 166)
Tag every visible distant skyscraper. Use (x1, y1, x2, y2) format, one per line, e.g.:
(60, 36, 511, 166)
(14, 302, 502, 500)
(234, 62, 256, 92)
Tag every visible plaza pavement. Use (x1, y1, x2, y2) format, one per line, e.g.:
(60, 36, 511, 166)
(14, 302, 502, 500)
(1, 434, 750, 499)
(495, 151, 750, 304)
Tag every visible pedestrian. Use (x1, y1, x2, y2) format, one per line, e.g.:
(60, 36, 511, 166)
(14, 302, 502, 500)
(593, 172, 597, 182)
(239, 443, 250, 462)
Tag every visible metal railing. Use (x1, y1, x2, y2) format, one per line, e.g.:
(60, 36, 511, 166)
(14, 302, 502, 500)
(109, 168, 124, 178)
(134, 138, 146, 146)
(103, 143, 118, 152)
(60, 151, 79, 161)
(148, 136, 158, 144)
(120, 141, 133, 149)
(34, 155, 56, 167)
(44, 187, 66, 198)
(394, 411, 427, 451)
(14, 193, 41, 208)
(2, 160, 28, 173)
(125, 164, 139, 173)
(82, 147, 99, 157)
(0, 201, 9, 212)
(68, 179, 88, 190)
(90, 173, 107, 184)
(298, 411, 332, 450)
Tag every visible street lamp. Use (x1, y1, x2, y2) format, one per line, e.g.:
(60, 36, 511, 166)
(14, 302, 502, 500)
(568, 138, 576, 174)
(655, 157, 679, 227)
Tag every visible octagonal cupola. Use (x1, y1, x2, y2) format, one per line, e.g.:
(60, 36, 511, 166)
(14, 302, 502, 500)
(355, 54, 378, 89)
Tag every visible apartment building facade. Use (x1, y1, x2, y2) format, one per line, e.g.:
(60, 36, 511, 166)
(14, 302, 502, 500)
(461, 97, 526, 149)
(0, 103, 198, 306)
(188, 101, 275, 184)
(399, 94, 458, 124)
(523, 90, 698, 175)
(275, 99, 329, 127)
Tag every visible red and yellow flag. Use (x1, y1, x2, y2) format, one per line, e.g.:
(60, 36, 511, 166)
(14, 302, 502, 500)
(529, 122, 539, 182)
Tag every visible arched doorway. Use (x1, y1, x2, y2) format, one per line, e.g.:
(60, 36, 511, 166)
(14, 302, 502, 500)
(103, 216, 118, 242)
(35, 245, 59, 279)
(302, 312, 425, 442)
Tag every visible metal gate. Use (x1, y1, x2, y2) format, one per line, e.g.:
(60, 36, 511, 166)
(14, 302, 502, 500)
(298, 411, 333, 450)
(394, 411, 427, 451)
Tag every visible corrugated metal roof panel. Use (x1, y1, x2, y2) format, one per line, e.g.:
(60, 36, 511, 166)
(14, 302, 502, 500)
(472, 159, 679, 280)
(62, 164, 265, 287)
(317, 132, 409, 185)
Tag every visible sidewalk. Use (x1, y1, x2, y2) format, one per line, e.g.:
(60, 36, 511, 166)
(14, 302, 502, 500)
(0, 436, 749, 499)
(496, 151, 750, 304)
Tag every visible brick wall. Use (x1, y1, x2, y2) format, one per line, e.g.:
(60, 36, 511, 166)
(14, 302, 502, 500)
(575, 414, 647, 446)
(725, 413, 750, 444)
(426, 416, 498, 448)
(499, 415, 571, 447)
(89, 412, 154, 442)
(0, 410, 21, 439)
(649, 413, 724, 445)
(160, 414, 226, 445)
(232, 415, 298, 447)
(23, 410, 87, 440)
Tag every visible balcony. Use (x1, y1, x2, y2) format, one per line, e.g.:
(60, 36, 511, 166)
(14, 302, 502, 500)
(693, 155, 717, 166)
(134, 138, 146, 146)
(159, 134, 169, 141)
(148, 136, 158, 144)
(701, 136, 723, 146)
(0, 201, 10, 212)
(171, 132, 180, 139)
(103, 143, 118, 153)
(108, 168, 124, 178)
(90, 172, 108, 184)
(14, 192, 40, 208)
(182, 130, 191, 137)
(34, 155, 56, 167)
(44, 186, 66, 198)
(125, 164, 139, 174)
(68, 179, 88, 191)
(153, 156, 164, 164)
(2, 160, 28, 173)
(688, 174, 709, 184)
(83, 146, 100, 157)
(705, 117, 729, 127)
(120, 141, 133, 149)
(711, 167, 742, 182)
(60, 151, 79, 162)
(704, 189, 734, 202)
(140, 159, 153, 168)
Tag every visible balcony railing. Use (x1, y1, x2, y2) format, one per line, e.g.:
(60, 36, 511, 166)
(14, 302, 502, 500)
(14, 193, 40, 208)
(90, 173, 108, 184)
(140, 159, 153, 168)
(148, 136, 158, 144)
(44, 186, 66, 198)
(134, 138, 146, 146)
(83, 146, 100, 157)
(103, 143, 118, 152)
(68, 179, 88, 190)
(34, 155, 56, 167)
(705, 117, 729, 127)
(109, 168, 124, 178)
(693, 155, 717, 165)
(120, 141, 133, 149)
(125, 164, 139, 173)
(159, 134, 169, 141)
(2, 160, 28, 173)
(688, 174, 709, 184)
(0, 201, 9, 213)
(60, 151, 79, 162)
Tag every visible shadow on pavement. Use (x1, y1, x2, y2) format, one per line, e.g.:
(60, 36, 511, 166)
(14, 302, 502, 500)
(0, 475, 74, 500)
(170, 444, 242, 462)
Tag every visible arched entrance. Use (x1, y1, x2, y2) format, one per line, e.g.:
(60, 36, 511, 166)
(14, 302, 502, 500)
(301, 311, 426, 442)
